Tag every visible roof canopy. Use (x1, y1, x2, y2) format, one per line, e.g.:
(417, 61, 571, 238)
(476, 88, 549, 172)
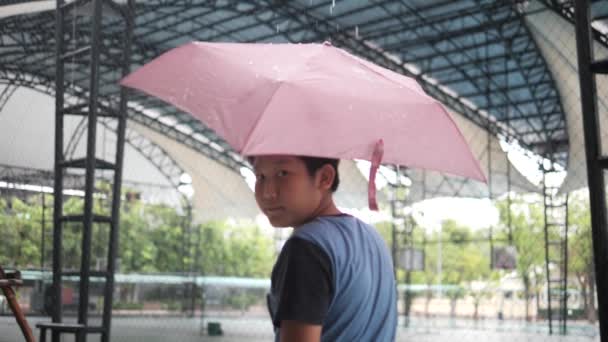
(2, 0, 606, 219)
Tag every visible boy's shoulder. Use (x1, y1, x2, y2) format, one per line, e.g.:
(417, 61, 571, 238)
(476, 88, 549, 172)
(292, 214, 370, 244)
(295, 214, 356, 231)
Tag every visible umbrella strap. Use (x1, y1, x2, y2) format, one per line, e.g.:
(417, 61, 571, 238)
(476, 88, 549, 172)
(368, 139, 384, 211)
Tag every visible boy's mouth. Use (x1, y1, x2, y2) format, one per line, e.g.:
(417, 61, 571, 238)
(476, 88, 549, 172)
(264, 207, 284, 215)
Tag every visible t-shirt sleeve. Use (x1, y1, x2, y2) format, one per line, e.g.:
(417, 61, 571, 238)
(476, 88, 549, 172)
(273, 237, 334, 326)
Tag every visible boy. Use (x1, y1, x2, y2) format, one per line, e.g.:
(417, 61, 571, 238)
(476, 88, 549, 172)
(252, 155, 397, 341)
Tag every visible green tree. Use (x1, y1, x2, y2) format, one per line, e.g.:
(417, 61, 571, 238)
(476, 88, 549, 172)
(147, 204, 188, 272)
(0, 197, 41, 268)
(496, 196, 545, 321)
(118, 200, 157, 272)
(0, 189, 275, 280)
(440, 220, 491, 317)
(409, 227, 440, 318)
(194, 220, 274, 278)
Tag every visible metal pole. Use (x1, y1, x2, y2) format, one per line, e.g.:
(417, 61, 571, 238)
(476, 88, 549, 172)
(188, 203, 196, 317)
(404, 263, 411, 327)
(507, 163, 512, 243)
(487, 131, 494, 269)
(41, 192, 46, 270)
(505, 43, 513, 244)
(542, 171, 554, 334)
(437, 223, 442, 298)
(563, 195, 569, 335)
(78, 0, 103, 337)
(391, 198, 398, 279)
(101, 1, 134, 341)
(574, 1, 608, 340)
(52, 2, 66, 339)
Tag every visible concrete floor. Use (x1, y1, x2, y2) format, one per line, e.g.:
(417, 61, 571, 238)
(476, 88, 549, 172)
(0, 315, 600, 342)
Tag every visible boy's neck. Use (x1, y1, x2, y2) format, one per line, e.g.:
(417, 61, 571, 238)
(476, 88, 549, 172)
(317, 193, 341, 216)
(294, 195, 341, 229)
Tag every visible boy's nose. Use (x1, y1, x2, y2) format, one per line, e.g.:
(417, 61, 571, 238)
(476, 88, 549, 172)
(261, 182, 278, 200)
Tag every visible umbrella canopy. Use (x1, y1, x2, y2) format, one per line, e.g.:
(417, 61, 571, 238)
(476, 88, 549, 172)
(121, 41, 485, 209)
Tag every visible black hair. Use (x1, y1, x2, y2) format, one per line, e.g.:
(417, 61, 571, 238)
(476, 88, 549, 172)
(248, 156, 340, 192)
(297, 156, 340, 193)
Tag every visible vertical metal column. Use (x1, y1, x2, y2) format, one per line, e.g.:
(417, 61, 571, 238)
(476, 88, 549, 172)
(41, 192, 46, 270)
(102, 1, 134, 340)
(39, 1, 134, 341)
(77, 0, 104, 335)
(51, 2, 66, 341)
(574, 1, 608, 340)
(390, 166, 415, 327)
(542, 167, 569, 335)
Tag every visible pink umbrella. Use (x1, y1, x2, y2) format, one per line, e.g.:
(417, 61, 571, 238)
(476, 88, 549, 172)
(121, 41, 486, 210)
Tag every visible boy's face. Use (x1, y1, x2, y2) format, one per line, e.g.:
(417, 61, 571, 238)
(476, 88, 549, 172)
(253, 155, 324, 228)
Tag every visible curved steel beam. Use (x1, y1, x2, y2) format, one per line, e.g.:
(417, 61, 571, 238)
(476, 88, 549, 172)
(537, 0, 608, 48)
(0, 82, 17, 113)
(509, 6, 568, 161)
(253, 0, 567, 162)
(1, 1, 569, 166)
(0, 71, 195, 193)
(0, 68, 247, 170)
(0, 7, 244, 167)
(255, 1, 516, 137)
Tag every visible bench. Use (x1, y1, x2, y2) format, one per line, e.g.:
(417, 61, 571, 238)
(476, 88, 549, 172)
(36, 322, 105, 342)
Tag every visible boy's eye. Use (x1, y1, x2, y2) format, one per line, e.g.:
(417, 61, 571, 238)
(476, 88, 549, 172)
(277, 170, 288, 177)
(256, 174, 266, 181)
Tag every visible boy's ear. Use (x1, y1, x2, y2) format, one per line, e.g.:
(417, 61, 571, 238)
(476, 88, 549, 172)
(317, 164, 336, 191)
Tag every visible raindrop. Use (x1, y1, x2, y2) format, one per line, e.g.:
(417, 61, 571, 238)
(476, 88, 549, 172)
(276, 24, 280, 33)
(329, 5, 333, 15)
(332, 0, 336, 7)
(355, 26, 359, 39)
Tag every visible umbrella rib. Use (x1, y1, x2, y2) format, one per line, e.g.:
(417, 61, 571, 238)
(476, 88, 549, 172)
(240, 80, 288, 154)
(334, 48, 418, 93)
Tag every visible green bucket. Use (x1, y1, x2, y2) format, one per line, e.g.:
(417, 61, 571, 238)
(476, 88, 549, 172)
(207, 322, 223, 336)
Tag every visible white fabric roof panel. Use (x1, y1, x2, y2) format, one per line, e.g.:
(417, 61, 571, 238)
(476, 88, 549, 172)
(334, 160, 386, 210)
(0, 85, 538, 217)
(405, 110, 540, 203)
(524, 1, 608, 194)
(132, 124, 389, 218)
(0, 87, 183, 205)
(131, 122, 262, 222)
(0, 2, 54, 19)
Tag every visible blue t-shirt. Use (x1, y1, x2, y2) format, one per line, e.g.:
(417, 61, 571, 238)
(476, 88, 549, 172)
(268, 214, 397, 341)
